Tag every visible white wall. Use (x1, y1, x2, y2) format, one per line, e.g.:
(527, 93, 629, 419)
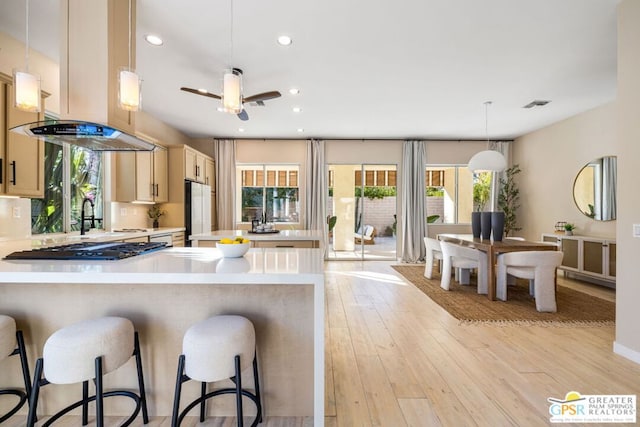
(614, 0, 640, 363)
(512, 102, 617, 241)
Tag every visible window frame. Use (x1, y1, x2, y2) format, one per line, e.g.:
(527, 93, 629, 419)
(236, 163, 301, 224)
(425, 164, 475, 225)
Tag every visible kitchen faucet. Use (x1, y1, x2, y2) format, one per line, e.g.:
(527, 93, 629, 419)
(80, 197, 100, 235)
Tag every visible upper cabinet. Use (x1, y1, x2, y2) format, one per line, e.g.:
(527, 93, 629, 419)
(204, 157, 215, 188)
(184, 146, 208, 183)
(1, 82, 45, 198)
(114, 146, 168, 203)
(178, 145, 212, 184)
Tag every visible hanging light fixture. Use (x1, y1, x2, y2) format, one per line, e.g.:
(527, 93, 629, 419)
(221, 0, 244, 114)
(468, 102, 506, 173)
(13, 0, 41, 113)
(223, 68, 243, 113)
(118, 0, 142, 111)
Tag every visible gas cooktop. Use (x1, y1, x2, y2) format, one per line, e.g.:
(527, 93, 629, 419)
(4, 241, 168, 261)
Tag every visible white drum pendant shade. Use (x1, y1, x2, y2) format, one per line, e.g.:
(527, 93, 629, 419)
(118, 68, 141, 111)
(223, 71, 242, 114)
(14, 70, 41, 113)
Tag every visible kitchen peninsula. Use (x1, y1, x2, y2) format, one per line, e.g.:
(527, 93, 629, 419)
(0, 245, 324, 425)
(190, 229, 324, 248)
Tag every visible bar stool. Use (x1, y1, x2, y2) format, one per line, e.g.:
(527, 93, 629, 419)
(0, 315, 31, 423)
(172, 315, 262, 427)
(27, 316, 149, 427)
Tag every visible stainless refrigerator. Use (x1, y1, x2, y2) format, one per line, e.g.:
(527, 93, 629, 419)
(185, 180, 212, 246)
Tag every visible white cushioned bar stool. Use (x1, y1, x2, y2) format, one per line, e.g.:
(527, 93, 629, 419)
(26, 317, 149, 427)
(0, 315, 32, 423)
(172, 315, 262, 427)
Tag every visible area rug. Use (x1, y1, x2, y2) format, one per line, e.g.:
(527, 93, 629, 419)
(392, 265, 615, 326)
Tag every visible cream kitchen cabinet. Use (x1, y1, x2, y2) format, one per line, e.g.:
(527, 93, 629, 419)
(204, 157, 215, 187)
(115, 146, 168, 203)
(184, 146, 207, 183)
(1, 82, 45, 197)
(541, 233, 615, 285)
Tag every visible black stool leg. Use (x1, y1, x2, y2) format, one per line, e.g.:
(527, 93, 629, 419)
(252, 353, 263, 423)
(26, 358, 43, 427)
(199, 382, 207, 422)
(16, 331, 32, 401)
(95, 356, 104, 427)
(82, 380, 89, 425)
(235, 355, 244, 427)
(133, 332, 150, 423)
(171, 354, 186, 427)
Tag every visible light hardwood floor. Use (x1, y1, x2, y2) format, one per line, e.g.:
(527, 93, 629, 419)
(4, 261, 637, 427)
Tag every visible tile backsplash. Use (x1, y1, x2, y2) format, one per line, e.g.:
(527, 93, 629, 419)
(109, 202, 155, 230)
(0, 198, 32, 240)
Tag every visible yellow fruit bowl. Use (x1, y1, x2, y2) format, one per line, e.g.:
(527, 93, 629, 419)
(216, 238, 251, 258)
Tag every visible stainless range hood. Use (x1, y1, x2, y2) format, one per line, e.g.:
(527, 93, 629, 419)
(11, 120, 156, 151)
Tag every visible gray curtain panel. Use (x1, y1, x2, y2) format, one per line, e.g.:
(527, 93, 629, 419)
(401, 140, 426, 263)
(213, 139, 236, 230)
(305, 139, 328, 252)
(601, 156, 617, 221)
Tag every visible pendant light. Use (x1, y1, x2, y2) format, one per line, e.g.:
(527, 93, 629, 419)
(468, 102, 506, 173)
(222, 0, 243, 114)
(13, 0, 41, 113)
(118, 0, 142, 111)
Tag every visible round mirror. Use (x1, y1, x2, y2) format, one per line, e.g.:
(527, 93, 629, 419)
(573, 156, 617, 221)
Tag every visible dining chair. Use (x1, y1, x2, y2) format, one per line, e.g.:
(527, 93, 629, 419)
(439, 241, 488, 293)
(423, 237, 444, 279)
(496, 251, 564, 312)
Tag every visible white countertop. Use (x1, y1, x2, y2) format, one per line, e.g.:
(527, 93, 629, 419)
(0, 246, 325, 284)
(190, 229, 324, 241)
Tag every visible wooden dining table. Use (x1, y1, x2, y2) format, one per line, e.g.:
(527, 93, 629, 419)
(437, 234, 558, 300)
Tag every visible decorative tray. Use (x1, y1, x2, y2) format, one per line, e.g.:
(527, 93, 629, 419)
(248, 230, 280, 234)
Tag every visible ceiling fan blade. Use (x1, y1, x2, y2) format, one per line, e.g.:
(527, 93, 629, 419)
(243, 91, 281, 103)
(237, 110, 249, 121)
(180, 87, 221, 100)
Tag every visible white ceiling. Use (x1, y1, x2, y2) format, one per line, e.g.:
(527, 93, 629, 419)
(0, 0, 619, 140)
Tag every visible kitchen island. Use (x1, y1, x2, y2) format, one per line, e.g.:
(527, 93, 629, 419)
(0, 246, 324, 425)
(190, 229, 324, 249)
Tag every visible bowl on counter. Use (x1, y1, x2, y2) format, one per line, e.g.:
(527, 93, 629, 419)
(216, 241, 251, 258)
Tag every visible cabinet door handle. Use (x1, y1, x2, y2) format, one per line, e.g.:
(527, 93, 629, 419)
(275, 245, 294, 248)
(10, 161, 16, 185)
(155, 184, 159, 197)
(0, 158, 3, 184)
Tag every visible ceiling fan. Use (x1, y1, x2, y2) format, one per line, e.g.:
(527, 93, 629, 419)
(180, 68, 281, 121)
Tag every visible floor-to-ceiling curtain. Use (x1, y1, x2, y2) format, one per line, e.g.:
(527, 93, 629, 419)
(601, 156, 617, 221)
(489, 140, 511, 211)
(213, 139, 236, 230)
(304, 139, 328, 251)
(401, 140, 426, 263)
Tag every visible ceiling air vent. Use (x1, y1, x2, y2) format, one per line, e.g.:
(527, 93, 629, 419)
(523, 100, 551, 109)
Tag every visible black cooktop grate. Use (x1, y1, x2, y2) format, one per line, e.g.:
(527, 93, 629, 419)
(3, 241, 167, 261)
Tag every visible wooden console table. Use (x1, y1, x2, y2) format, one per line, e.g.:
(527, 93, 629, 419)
(437, 234, 558, 300)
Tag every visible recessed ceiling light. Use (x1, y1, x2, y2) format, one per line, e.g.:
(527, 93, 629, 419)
(144, 34, 163, 46)
(289, 88, 300, 95)
(238, 128, 245, 132)
(277, 35, 292, 46)
(297, 128, 304, 133)
(292, 107, 302, 113)
(217, 107, 225, 112)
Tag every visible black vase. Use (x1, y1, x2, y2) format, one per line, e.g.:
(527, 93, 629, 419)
(480, 212, 492, 240)
(153, 219, 159, 229)
(491, 211, 505, 242)
(471, 212, 481, 238)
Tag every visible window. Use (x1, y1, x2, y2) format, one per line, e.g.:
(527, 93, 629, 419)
(31, 141, 103, 234)
(237, 164, 300, 223)
(425, 165, 482, 224)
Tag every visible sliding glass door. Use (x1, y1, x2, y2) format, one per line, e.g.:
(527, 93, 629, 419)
(326, 163, 397, 260)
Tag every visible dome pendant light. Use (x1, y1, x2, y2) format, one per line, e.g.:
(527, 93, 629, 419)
(118, 0, 142, 111)
(14, 0, 41, 113)
(468, 102, 506, 173)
